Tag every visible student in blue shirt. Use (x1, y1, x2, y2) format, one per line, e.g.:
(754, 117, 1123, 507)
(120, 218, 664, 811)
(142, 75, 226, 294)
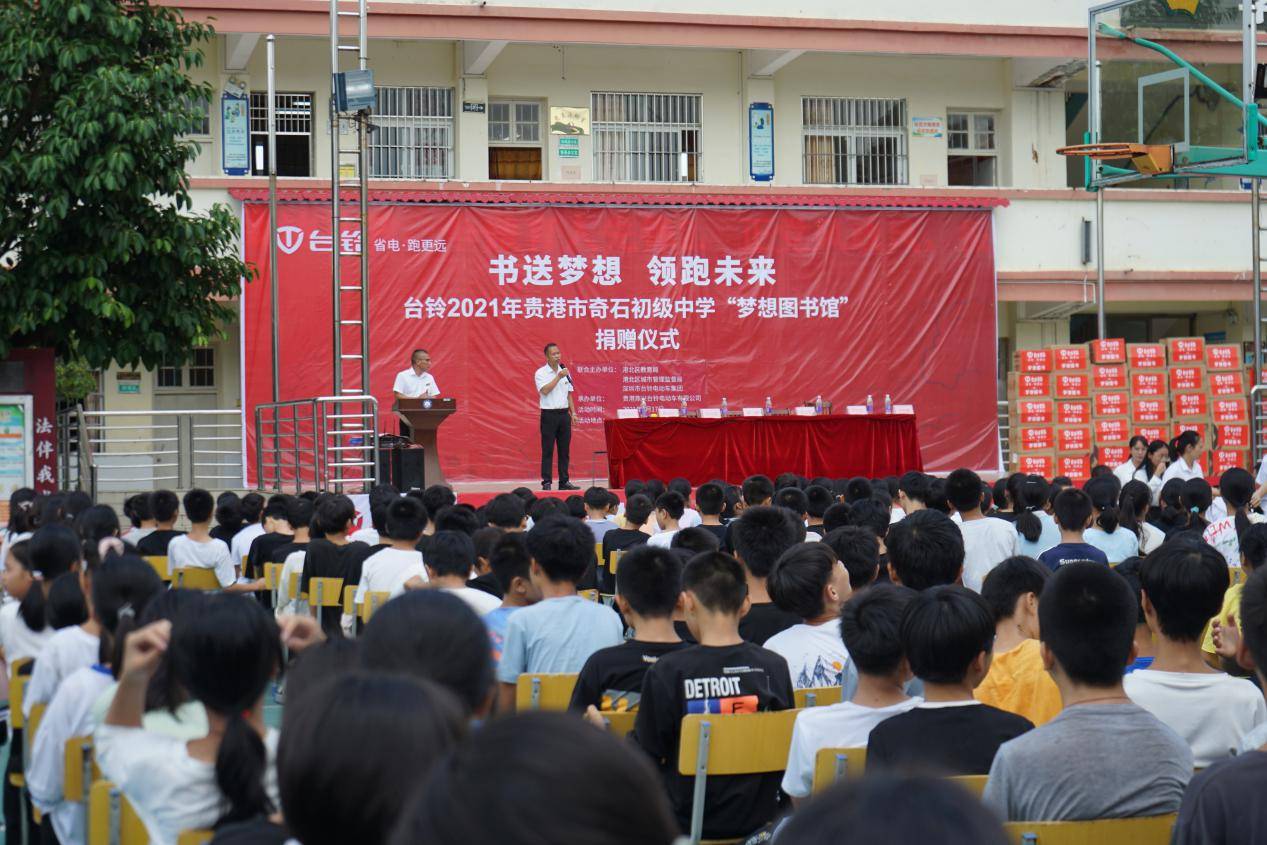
(1038, 489, 1109, 571)
(1082, 475, 1140, 563)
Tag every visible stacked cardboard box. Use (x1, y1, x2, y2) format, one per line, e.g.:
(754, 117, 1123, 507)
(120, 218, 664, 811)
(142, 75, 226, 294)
(1008, 338, 1250, 481)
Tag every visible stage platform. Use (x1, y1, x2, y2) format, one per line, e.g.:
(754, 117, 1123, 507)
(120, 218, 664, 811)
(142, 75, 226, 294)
(451, 481, 612, 509)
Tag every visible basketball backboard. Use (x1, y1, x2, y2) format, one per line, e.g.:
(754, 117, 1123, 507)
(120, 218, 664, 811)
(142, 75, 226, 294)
(1087, 0, 1256, 187)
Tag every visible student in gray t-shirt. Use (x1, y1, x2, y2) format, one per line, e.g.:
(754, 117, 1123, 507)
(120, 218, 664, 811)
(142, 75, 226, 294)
(984, 563, 1192, 821)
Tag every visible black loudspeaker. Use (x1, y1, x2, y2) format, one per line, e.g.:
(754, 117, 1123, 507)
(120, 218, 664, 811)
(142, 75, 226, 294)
(378, 446, 426, 492)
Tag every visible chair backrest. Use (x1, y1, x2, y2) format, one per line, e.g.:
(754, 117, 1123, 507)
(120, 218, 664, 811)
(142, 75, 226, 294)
(143, 556, 171, 584)
(578, 588, 601, 603)
(811, 746, 867, 793)
(262, 562, 285, 591)
(1003, 814, 1178, 844)
(287, 571, 306, 603)
(794, 686, 843, 708)
(87, 780, 148, 845)
(342, 585, 358, 614)
(173, 567, 221, 591)
(1230, 566, 1247, 586)
(308, 577, 345, 608)
(610, 549, 624, 574)
(9, 663, 31, 730)
(515, 673, 579, 711)
(177, 830, 214, 845)
(950, 774, 988, 799)
(676, 710, 801, 777)
(603, 711, 637, 738)
(63, 735, 101, 803)
(359, 591, 390, 623)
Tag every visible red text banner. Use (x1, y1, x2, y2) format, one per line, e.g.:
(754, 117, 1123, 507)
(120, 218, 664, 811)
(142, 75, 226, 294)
(242, 202, 998, 482)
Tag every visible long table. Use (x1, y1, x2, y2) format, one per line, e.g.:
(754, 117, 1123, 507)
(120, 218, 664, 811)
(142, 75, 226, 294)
(603, 414, 923, 487)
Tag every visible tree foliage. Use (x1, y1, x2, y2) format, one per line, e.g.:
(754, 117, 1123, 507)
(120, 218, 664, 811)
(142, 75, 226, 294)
(0, 0, 253, 369)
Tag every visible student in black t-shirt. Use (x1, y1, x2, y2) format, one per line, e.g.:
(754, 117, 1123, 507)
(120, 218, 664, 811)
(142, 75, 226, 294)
(669, 527, 720, 557)
(721, 474, 774, 553)
(134, 489, 185, 556)
(571, 545, 688, 713)
(729, 505, 801, 644)
(884, 509, 964, 590)
(823, 526, 881, 592)
(694, 482, 728, 545)
(775, 487, 810, 535)
(467, 527, 505, 599)
(632, 551, 794, 841)
(269, 496, 315, 578)
(805, 485, 833, 538)
(601, 494, 653, 594)
(301, 494, 369, 635)
(868, 585, 1033, 774)
(245, 498, 294, 590)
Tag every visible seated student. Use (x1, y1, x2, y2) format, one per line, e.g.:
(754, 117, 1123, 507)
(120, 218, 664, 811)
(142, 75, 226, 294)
(668, 478, 702, 529)
(601, 494, 653, 592)
(412, 530, 502, 615)
(25, 526, 98, 721)
(570, 546, 688, 713)
(896, 471, 931, 516)
(947, 469, 1018, 592)
(485, 493, 527, 533)
(581, 487, 615, 544)
(1123, 541, 1266, 766)
(846, 499, 890, 557)
(483, 533, 541, 667)
(121, 494, 156, 547)
(823, 527, 880, 592)
(721, 474, 775, 552)
(765, 543, 853, 690)
(389, 712, 679, 845)
(729, 506, 803, 644)
(975, 557, 1061, 726)
(821, 502, 852, 534)
(168, 489, 263, 594)
(693, 483, 727, 545)
(29, 555, 163, 845)
(97, 595, 284, 845)
(984, 562, 1192, 821)
(355, 498, 428, 606)
(349, 483, 397, 546)
(1037, 489, 1108, 571)
(1012, 476, 1061, 559)
(1178, 478, 1213, 537)
(276, 497, 318, 614)
(134, 490, 184, 556)
(647, 492, 686, 549)
(1081, 476, 1139, 563)
(467, 526, 505, 599)
(1150, 478, 1190, 537)
(228, 492, 267, 569)
(633, 552, 794, 841)
(782, 584, 922, 801)
(1203, 467, 1263, 568)
(884, 509, 964, 591)
(496, 515, 624, 714)
(805, 486, 833, 537)
(1173, 567, 1267, 844)
(1118, 480, 1165, 556)
(300, 494, 370, 634)
(670, 526, 721, 557)
(868, 586, 1032, 774)
(245, 498, 294, 584)
(1206, 523, 1267, 664)
(1112, 557, 1157, 673)
(775, 488, 816, 541)
(210, 492, 244, 547)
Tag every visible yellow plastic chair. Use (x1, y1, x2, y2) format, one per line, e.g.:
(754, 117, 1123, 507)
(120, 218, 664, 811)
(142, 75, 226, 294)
(172, 567, 221, 590)
(359, 591, 390, 624)
(610, 549, 625, 575)
(25, 702, 47, 773)
(811, 746, 867, 793)
(578, 588, 601, 603)
(63, 735, 101, 803)
(677, 710, 800, 845)
(515, 673, 579, 711)
(178, 830, 214, 845)
(1230, 566, 1247, 586)
(87, 780, 148, 845)
(794, 686, 843, 708)
(308, 577, 345, 618)
(951, 773, 988, 798)
(1003, 814, 1177, 844)
(603, 710, 637, 738)
(286, 571, 308, 609)
(8, 672, 31, 790)
(143, 556, 171, 584)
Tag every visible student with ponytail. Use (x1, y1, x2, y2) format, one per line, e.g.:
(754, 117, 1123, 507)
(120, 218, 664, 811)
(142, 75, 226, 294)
(1203, 468, 1263, 568)
(29, 555, 162, 845)
(97, 594, 284, 845)
(1161, 430, 1205, 485)
(1082, 476, 1139, 563)
(1150, 479, 1189, 537)
(23, 525, 95, 720)
(1119, 480, 1165, 555)
(1012, 476, 1060, 558)
(1180, 478, 1214, 537)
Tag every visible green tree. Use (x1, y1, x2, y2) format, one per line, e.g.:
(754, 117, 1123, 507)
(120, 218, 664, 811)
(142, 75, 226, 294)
(0, 0, 252, 369)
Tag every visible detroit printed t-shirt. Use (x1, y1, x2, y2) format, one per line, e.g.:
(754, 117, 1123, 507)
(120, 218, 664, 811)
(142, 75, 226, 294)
(633, 642, 794, 840)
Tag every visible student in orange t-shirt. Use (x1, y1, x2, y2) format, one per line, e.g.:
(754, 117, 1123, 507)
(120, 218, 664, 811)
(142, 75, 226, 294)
(975, 556, 1062, 726)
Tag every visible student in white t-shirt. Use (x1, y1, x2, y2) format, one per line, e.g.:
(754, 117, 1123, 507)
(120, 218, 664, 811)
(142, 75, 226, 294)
(166, 489, 263, 594)
(227, 493, 267, 570)
(765, 543, 854, 691)
(404, 530, 501, 615)
(646, 492, 685, 549)
(1161, 430, 1205, 485)
(946, 469, 1017, 592)
(667, 478, 702, 529)
(356, 497, 428, 605)
(782, 583, 921, 800)
(1119, 480, 1166, 556)
(0, 539, 56, 667)
(1203, 468, 1263, 568)
(97, 594, 283, 845)
(1124, 542, 1267, 767)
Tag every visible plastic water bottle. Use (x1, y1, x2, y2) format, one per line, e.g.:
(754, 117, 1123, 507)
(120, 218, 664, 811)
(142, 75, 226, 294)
(764, 396, 773, 416)
(866, 394, 874, 414)
(884, 393, 893, 414)
(679, 396, 688, 416)
(720, 397, 728, 417)
(814, 394, 823, 415)
(639, 398, 648, 418)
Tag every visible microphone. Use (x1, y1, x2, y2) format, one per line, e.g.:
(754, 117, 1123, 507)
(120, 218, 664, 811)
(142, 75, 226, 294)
(559, 362, 573, 384)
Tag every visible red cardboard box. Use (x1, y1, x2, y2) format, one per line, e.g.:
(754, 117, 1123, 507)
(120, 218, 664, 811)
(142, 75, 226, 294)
(1012, 452, 1055, 477)
(1093, 418, 1131, 446)
(1016, 426, 1055, 452)
(1128, 343, 1166, 370)
(1090, 338, 1127, 364)
(1172, 392, 1209, 419)
(1134, 425, 1167, 443)
(1051, 345, 1090, 371)
(1057, 401, 1092, 426)
(1013, 349, 1054, 373)
(1212, 449, 1250, 475)
(1130, 371, 1168, 398)
(1168, 366, 1205, 392)
(1206, 344, 1241, 371)
(1054, 372, 1091, 400)
(1130, 397, 1168, 424)
(1097, 445, 1130, 466)
(1212, 397, 1249, 424)
(1009, 372, 1051, 399)
(1167, 337, 1205, 364)
(1057, 455, 1093, 481)
(1091, 364, 1128, 391)
(1210, 370, 1246, 397)
(1056, 425, 1093, 454)
(1173, 421, 1209, 444)
(1217, 423, 1252, 450)
(1093, 392, 1128, 418)
(1010, 399, 1054, 425)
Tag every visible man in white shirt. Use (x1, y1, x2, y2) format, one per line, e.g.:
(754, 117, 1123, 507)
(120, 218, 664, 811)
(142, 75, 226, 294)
(946, 469, 1017, 592)
(357, 498, 429, 604)
(392, 348, 440, 401)
(534, 342, 577, 491)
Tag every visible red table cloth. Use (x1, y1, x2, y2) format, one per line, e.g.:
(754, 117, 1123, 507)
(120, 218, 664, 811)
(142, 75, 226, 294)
(603, 414, 923, 487)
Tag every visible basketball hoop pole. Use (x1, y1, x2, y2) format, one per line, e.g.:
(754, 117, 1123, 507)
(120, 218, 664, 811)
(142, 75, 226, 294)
(1095, 189, 1106, 339)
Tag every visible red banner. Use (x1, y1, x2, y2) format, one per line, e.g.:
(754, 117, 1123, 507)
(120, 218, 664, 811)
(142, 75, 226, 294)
(242, 201, 998, 483)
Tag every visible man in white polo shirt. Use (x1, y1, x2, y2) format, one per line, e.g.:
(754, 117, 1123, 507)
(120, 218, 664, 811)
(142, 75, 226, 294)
(534, 342, 577, 491)
(393, 349, 440, 439)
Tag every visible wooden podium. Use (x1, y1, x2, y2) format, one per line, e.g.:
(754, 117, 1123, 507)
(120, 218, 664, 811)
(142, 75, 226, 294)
(394, 397, 457, 487)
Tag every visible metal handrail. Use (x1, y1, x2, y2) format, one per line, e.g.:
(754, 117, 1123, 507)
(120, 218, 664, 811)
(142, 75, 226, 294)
(997, 400, 1011, 471)
(254, 395, 379, 493)
(1252, 385, 1267, 469)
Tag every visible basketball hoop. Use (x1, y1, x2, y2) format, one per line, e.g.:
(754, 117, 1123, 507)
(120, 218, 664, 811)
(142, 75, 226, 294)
(1057, 143, 1174, 176)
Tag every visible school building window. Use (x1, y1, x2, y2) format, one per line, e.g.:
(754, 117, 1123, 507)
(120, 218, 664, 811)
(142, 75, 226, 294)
(157, 347, 215, 390)
(801, 96, 908, 186)
(249, 92, 314, 177)
(180, 94, 211, 137)
(369, 86, 454, 179)
(488, 99, 544, 180)
(947, 111, 998, 187)
(592, 92, 701, 183)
